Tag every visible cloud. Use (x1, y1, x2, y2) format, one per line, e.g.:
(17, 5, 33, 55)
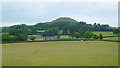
(2, 2, 118, 27)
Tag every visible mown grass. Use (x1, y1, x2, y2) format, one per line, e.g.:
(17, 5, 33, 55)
(92, 31, 118, 36)
(60, 35, 70, 39)
(2, 41, 118, 66)
(58, 31, 118, 39)
(0, 44, 2, 67)
(103, 37, 119, 41)
(37, 30, 45, 33)
(28, 35, 41, 38)
(28, 31, 117, 39)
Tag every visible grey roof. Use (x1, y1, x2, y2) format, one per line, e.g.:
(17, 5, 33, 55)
(35, 36, 58, 40)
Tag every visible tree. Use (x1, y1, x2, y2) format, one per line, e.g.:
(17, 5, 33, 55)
(34, 23, 49, 30)
(2, 27, 9, 33)
(29, 36, 36, 40)
(98, 23, 100, 26)
(2, 33, 11, 41)
(42, 27, 59, 36)
(9, 28, 17, 35)
(99, 33, 103, 39)
(70, 33, 75, 39)
(93, 34, 99, 39)
(78, 29, 86, 38)
(84, 32, 94, 39)
(62, 29, 68, 35)
(94, 23, 97, 25)
(16, 34, 28, 41)
(57, 35, 60, 39)
(74, 32, 80, 38)
(9, 24, 31, 35)
(69, 23, 78, 34)
(2, 33, 20, 41)
(113, 28, 120, 34)
(11, 35, 19, 41)
(28, 26, 37, 35)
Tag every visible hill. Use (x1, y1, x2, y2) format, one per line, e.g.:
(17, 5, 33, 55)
(50, 17, 78, 24)
(2, 17, 120, 43)
(2, 17, 118, 36)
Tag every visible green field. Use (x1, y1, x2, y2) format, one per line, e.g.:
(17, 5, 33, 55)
(2, 41, 118, 66)
(0, 44, 2, 67)
(60, 35, 70, 39)
(103, 37, 119, 41)
(92, 31, 118, 36)
(37, 30, 45, 33)
(28, 31, 118, 39)
(28, 35, 41, 38)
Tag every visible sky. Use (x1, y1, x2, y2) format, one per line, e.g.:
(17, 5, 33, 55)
(1, 2, 118, 27)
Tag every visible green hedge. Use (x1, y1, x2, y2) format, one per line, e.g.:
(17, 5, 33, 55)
(2, 38, 119, 44)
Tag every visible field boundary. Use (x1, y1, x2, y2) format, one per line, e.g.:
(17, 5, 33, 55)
(1, 38, 120, 44)
(1, 66, 119, 68)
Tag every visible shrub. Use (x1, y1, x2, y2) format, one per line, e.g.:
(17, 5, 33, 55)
(93, 34, 99, 39)
(84, 32, 94, 39)
(29, 36, 36, 40)
(2, 33, 11, 41)
(99, 33, 103, 39)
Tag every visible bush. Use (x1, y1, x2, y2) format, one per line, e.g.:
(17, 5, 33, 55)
(99, 33, 103, 39)
(2, 33, 28, 42)
(29, 36, 36, 40)
(2, 33, 11, 41)
(84, 32, 94, 39)
(17, 34, 28, 41)
(57, 35, 60, 39)
(93, 34, 99, 39)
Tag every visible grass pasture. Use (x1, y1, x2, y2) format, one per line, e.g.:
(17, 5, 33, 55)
(60, 35, 70, 39)
(0, 44, 2, 67)
(92, 31, 118, 36)
(37, 30, 45, 33)
(103, 37, 119, 41)
(2, 41, 118, 66)
(28, 35, 41, 38)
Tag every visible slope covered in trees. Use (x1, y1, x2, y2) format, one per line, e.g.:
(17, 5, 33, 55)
(2, 17, 120, 42)
(34, 17, 114, 35)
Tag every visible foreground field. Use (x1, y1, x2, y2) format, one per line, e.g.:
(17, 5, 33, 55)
(2, 41, 118, 66)
(0, 44, 2, 67)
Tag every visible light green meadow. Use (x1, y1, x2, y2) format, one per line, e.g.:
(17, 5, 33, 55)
(92, 31, 118, 36)
(103, 37, 119, 41)
(2, 41, 118, 66)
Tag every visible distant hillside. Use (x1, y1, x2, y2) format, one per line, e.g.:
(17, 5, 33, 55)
(2, 17, 117, 35)
(48, 17, 78, 24)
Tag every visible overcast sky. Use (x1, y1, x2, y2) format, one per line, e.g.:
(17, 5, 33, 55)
(1, 2, 118, 27)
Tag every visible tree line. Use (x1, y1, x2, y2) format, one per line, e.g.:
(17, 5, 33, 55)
(2, 17, 120, 42)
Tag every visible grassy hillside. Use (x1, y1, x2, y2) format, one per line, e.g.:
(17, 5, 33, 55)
(49, 17, 78, 24)
(3, 41, 118, 66)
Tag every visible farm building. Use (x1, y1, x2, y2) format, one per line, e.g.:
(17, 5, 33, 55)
(34, 36, 58, 41)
